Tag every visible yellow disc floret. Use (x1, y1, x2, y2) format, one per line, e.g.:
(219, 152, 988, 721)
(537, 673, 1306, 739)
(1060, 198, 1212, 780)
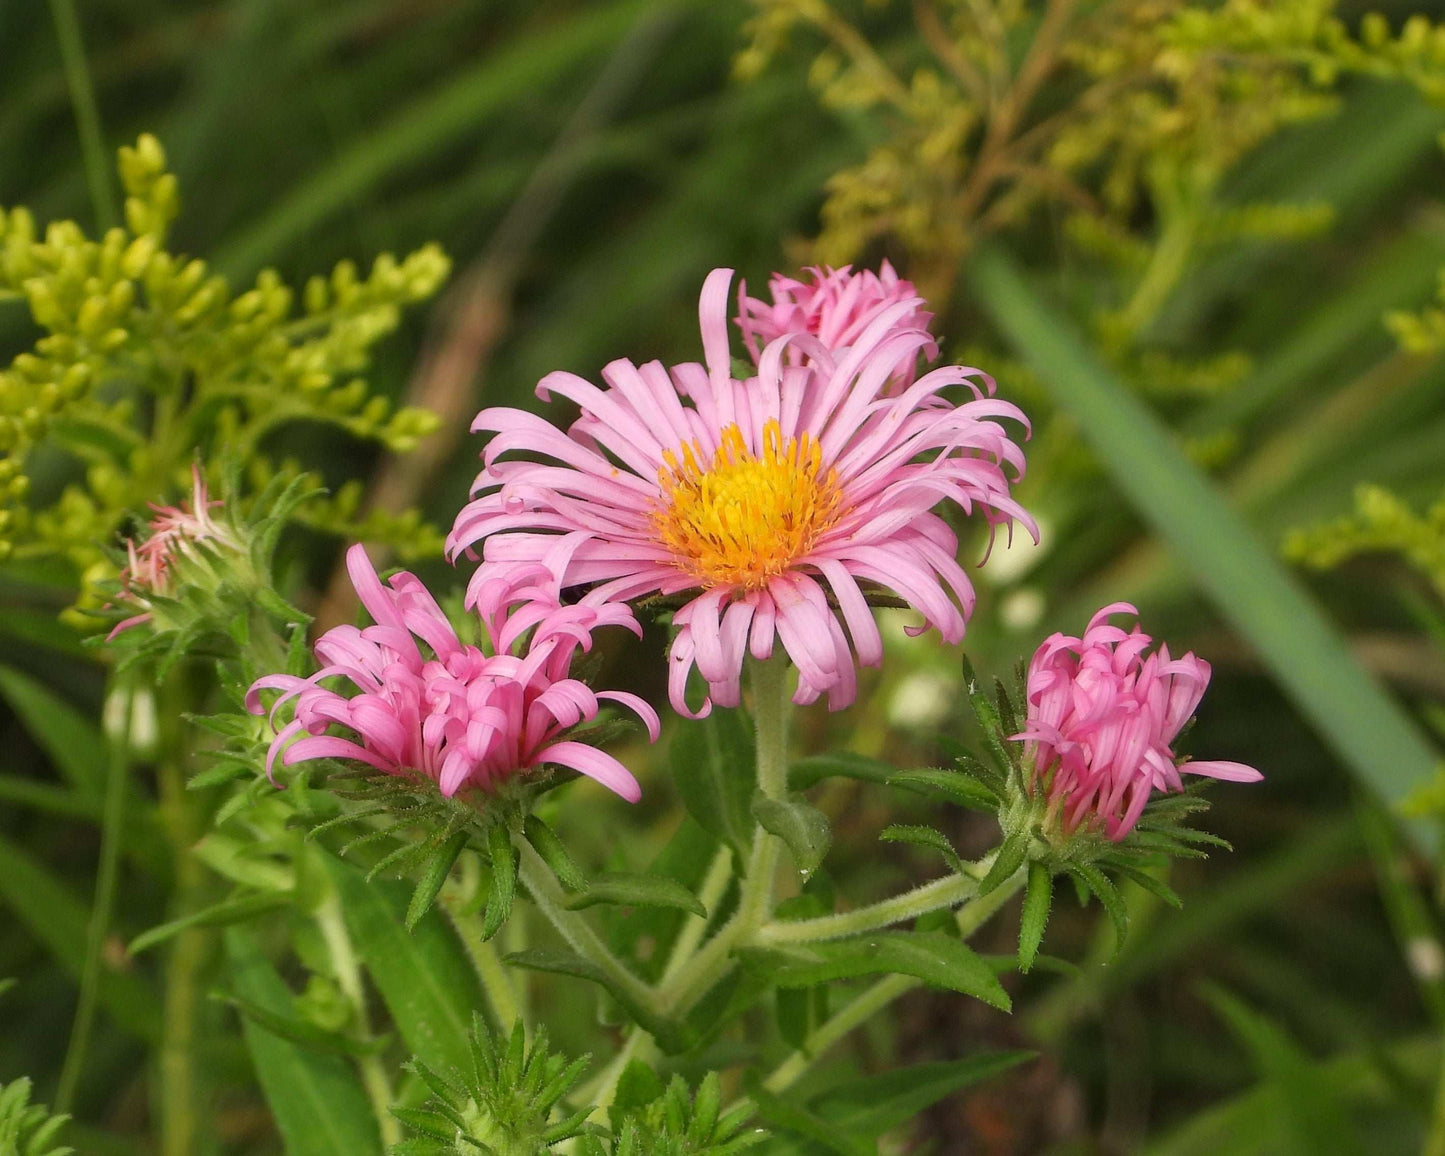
(654, 419, 843, 589)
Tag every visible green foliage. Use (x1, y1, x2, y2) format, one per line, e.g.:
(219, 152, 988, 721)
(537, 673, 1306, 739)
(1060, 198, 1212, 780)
(389, 1018, 590, 1155)
(1284, 482, 1445, 599)
(0, 134, 448, 578)
(0, 1078, 71, 1156)
(596, 1071, 764, 1156)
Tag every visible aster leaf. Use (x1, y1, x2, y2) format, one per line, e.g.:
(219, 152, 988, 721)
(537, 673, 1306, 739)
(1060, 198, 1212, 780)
(482, 823, 518, 941)
(386, 1108, 458, 1142)
(609, 1059, 666, 1131)
(407, 830, 472, 931)
(753, 793, 832, 878)
(502, 948, 689, 1051)
(789, 752, 897, 791)
(214, 991, 387, 1057)
(1067, 863, 1129, 958)
(977, 832, 1028, 898)
(887, 768, 998, 810)
(523, 815, 588, 893)
(672, 710, 757, 862)
(960, 657, 1016, 779)
(1017, 861, 1052, 974)
(1109, 864, 1183, 910)
(564, 872, 706, 917)
(739, 931, 1009, 1010)
(806, 1052, 1036, 1138)
(129, 891, 291, 955)
(879, 824, 967, 875)
(742, 1073, 871, 1156)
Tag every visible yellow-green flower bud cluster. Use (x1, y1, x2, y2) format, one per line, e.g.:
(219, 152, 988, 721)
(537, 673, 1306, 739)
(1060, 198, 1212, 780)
(1284, 483, 1445, 599)
(0, 134, 450, 575)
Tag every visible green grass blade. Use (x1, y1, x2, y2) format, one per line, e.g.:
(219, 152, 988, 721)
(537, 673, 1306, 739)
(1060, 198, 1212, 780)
(225, 928, 383, 1156)
(0, 665, 104, 795)
(324, 853, 486, 1075)
(214, 0, 660, 279)
(967, 246, 1440, 830)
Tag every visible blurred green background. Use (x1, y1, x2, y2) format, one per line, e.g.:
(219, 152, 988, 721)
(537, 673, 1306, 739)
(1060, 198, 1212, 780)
(4, 0, 1445, 1152)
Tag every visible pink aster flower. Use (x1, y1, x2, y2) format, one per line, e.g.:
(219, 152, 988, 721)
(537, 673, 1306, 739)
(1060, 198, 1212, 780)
(109, 465, 239, 638)
(449, 267, 1035, 717)
(736, 261, 934, 386)
(1013, 602, 1263, 841)
(246, 544, 658, 802)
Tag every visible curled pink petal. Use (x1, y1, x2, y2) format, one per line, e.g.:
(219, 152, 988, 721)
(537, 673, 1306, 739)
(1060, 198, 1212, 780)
(1012, 606, 1262, 840)
(247, 550, 654, 800)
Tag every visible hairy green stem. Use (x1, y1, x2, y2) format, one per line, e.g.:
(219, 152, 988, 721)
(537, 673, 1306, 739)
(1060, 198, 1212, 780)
(317, 894, 402, 1147)
(45, 0, 116, 230)
(656, 658, 792, 1014)
(658, 846, 733, 986)
(443, 897, 525, 1033)
(55, 681, 132, 1112)
(753, 868, 984, 946)
(751, 865, 1028, 1105)
(158, 756, 206, 1156)
(514, 836, 655, 1011)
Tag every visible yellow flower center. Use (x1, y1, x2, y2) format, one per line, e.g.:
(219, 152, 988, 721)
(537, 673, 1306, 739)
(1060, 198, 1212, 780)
(653, 419, 843, 589)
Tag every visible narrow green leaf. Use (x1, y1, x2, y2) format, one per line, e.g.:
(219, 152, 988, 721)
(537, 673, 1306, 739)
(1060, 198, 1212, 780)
(564, 872, 706, 917)
(810, 1051, 1035, 1136)
(502, 948, 689, 1051)
(0, 832, 160, 1043)
(789, 752, 896, 791)
(978, 833, 1028, 897)
(523, 814, 587, 892)
(0, 665, 104, 795)
(224, 929, 382, 1155)
(324, 854, 485, 1074)
(753, 793, 831, 878)
(608, 1060, 665, 1133)
(879, 824, 966, 875)
(739, 931, 1010, 1011)
(1068, 863, 1129, 958)
(745, 1075, 872, 1156)
(1017, 861, 1052, 974)
(887, 767, 998, 810)
(214, 992, 385, 1057)
(406, 831, 470, 931)
(672, 709, 757, 860)
(482, 823, 516, 941)
(0, 774, 100, 820)
(129, 893, 291, 956)
(967, 246, 1439, 834)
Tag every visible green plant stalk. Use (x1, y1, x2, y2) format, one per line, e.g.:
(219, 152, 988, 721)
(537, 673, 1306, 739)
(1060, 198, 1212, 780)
(45, 0, 116, 230)
(752, 867, 984, 946)
(443, 896, 525, 1032)
(658, 845, 733, 986)
(513, 836, 655, 1012)
(158, 750, 207, 1156)
(316, 893, 402, 1148)
(743, 865, 1027, 1112)
(656, 657, 792, 1015)
(54, 680, 131, 1113)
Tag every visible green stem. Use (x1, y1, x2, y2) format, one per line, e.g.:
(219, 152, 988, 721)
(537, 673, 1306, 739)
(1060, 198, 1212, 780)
(54, 679, 132, 1112)
(753, 868, 983, 946)
(316, 894, 402, 1147)
(751, 865, 1028, 1103)
(45, 0, 116, 230)
(513, 837, 656, 1012)
(658, 846, 733, 985)
(443, 897, 525, 1033)
(656, 658, 792, 1014)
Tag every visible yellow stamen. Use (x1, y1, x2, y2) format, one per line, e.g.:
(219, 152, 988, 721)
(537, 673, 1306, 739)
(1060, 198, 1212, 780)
(653, 419, 843, 589)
